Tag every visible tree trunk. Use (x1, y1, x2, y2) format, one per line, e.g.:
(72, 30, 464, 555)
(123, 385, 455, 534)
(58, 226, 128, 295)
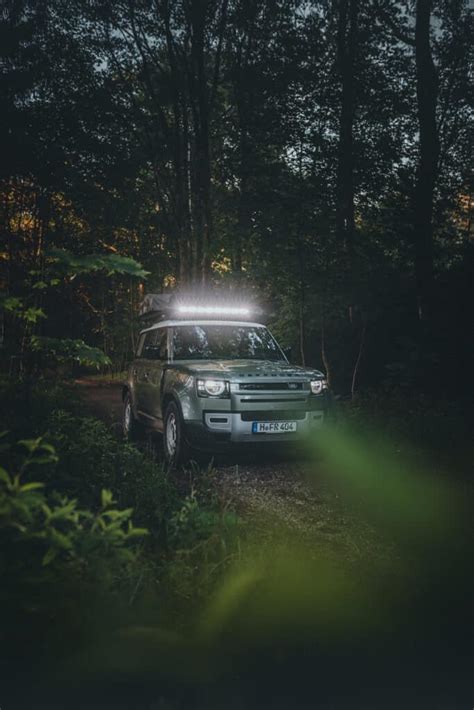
(321, 304, 333, 389)
(351, 314, 367, 399)
(414, 0, 439, 321)
(335, 0, 358, 262)
(334, 0, 359, 392)
(299, 301, 306, 366)
(189, 0, 212, 286)
(234, 26, 255, 277)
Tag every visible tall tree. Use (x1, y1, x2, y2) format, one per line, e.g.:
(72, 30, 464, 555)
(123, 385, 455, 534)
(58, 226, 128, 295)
(335, 0, 358, 266)
(87, 0, 229, 286)
(413, 0, 439, 321)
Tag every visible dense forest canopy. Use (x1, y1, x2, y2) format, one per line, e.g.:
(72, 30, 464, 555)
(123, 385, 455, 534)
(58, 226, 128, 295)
(1, 0, 472, 393)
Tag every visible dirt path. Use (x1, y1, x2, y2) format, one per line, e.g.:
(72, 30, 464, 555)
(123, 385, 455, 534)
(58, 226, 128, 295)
(76, 379, 378, 558)
(76, 377, 124, 425)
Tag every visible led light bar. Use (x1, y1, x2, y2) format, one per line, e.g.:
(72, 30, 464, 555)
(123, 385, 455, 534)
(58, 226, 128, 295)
(176, 305, 251, 316)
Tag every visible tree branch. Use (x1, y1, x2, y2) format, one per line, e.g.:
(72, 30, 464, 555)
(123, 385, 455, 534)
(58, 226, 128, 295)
(373, 0, 415, 47)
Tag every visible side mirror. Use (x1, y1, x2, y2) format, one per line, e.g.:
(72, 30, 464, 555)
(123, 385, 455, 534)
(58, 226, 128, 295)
(284, 346, 292, 362)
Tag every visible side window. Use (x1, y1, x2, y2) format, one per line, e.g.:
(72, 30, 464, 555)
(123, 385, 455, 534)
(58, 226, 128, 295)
(158, 328, 168, 360)
(143, 329, 168, 360)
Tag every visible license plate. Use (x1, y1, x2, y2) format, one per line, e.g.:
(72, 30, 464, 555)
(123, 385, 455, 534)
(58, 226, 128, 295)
(252, 421, 297, 434)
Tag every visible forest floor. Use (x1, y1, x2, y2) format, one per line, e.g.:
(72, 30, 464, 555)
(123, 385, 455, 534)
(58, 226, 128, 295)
(76, 377, 385, 561)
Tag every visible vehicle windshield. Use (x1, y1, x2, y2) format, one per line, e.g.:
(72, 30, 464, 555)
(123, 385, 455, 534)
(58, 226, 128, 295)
(172, 324, 285, 361)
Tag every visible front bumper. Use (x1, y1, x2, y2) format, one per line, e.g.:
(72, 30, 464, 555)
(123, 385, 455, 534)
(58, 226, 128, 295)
(185, 409, 326, 450)
(178, 377, 331, 451)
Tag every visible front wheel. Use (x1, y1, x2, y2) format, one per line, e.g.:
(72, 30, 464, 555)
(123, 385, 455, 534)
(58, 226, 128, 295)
(163, 401, 190, 468)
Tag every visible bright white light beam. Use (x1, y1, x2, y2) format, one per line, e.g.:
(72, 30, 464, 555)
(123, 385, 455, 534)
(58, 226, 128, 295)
(176, 305, 251, 316)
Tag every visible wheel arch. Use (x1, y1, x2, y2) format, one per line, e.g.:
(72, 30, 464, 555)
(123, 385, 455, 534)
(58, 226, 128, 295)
(162, 392, 184, 420)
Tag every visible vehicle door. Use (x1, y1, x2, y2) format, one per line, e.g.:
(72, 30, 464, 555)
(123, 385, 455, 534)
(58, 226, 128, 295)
(132, 331, 153, 415)
(141, 327, 169, 422)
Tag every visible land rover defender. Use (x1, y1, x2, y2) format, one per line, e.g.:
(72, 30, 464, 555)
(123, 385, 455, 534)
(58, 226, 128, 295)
(123, 295, 330, 465)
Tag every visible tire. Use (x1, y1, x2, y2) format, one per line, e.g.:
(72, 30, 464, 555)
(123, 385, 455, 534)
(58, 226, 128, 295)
(163, 401, 190, 468)
(123, 392, 143, 441)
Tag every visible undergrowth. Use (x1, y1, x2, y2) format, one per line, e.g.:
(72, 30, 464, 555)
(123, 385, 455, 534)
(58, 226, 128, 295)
(0, 377, 470, 709)
(0, 377, 241, 703)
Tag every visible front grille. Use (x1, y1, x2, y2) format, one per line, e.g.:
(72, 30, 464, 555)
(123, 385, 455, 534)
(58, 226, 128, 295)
(238, 382, 304, 391)
(240, 410, 306, 422)
(238, 398, 306, 403)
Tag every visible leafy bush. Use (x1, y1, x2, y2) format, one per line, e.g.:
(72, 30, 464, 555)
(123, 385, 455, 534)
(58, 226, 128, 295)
(0, 437, 147, 570)
(30, 336, 112, 368)
(0, 377, 243, 707)
(43, 410, 178, 539)
(0, 435, 148, 677)
(0, 375, 81, 439)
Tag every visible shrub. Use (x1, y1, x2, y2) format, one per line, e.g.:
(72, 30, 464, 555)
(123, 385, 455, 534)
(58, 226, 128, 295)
(0, 377, 242, 698)
(0, 435, 148, 674)
(0, 375, 81, 439)
(44, 410, 179, 541)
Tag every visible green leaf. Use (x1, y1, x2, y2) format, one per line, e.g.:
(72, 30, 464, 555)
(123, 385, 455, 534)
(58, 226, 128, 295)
(0, 467, 11, 485)
(22, 307, 46, 323)
(20, 482, 45, 492)
(127, 525, 149, 538)
(17, 438, 57, 465)
(49, 527, 73, 550)
(42, 547, 58, 566)
(0, 296, 23, 313)
(101, 489, 114, 509)
(17, 438, 41, 453)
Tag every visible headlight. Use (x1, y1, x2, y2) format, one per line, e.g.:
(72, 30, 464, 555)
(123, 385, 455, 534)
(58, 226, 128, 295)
(197, 378, 230, 397)
(310, 379, 327, 395)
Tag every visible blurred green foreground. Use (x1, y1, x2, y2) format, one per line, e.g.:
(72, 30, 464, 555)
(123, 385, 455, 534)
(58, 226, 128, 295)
(0, 380, 471, 709)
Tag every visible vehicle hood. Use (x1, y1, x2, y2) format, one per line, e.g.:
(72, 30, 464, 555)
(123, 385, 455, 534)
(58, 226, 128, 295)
(175, 360, 325, 380)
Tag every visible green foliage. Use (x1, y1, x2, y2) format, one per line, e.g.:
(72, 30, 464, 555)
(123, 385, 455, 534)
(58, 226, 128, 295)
(0, 376, 81, 440)
(30, 336, 112, 368)
(0, 439, 146, 569)
(1, 0, 471, 391)
(0, 378, 239, 580)
(0, 294, 46, 324)
(43, 410, 177, 536)
(0, 384, 470, 708)
(0, 432, 149, 673)
(46, 247, 150, 279)
(0, 378, 245, 708)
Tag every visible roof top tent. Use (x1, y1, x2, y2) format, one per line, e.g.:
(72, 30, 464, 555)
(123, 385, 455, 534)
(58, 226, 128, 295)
(139, 293, 265, 326)
(139, 293, 176, 326)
